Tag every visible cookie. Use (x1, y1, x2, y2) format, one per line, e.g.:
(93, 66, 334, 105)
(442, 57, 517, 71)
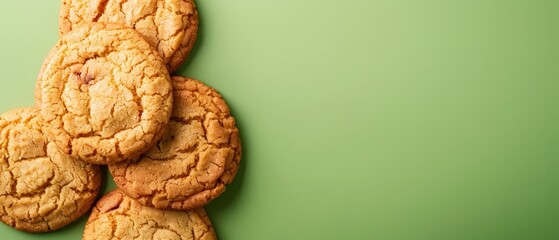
(83, 190, 216, 240)
(110, 76, 241, 210)
(38, 22, 173, 165)
(59, 0, 199, 72)
(0, 107, 102, 232)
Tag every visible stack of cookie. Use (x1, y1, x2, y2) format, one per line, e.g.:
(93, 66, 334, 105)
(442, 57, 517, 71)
(0, 1, 241, 239)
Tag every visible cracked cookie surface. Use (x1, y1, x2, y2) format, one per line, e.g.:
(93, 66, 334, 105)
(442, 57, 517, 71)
(38, 22, 173, 165)
(83, 190, 216, 240)
(59, 0, 199, 72)
(109, 76, 241, 210)
(0, 107, 102, 233)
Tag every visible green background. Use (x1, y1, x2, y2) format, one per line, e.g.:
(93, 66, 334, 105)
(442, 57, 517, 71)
(0, 0, 558, 239)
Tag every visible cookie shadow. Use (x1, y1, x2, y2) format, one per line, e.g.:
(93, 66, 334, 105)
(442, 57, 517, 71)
(99, 166, 117, 195)
(206, 104, 248, 212)
(52, 210, 90, 235)
(176, 2, 205, 74)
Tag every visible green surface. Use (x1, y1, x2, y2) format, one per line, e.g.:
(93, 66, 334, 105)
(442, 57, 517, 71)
(1, 0, 558, 239)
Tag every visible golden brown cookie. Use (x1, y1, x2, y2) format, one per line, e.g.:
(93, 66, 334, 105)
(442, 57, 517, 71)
(38, 22, 173, 165)
(110, 76, 241, 210)
(0, 107, 102, 233)
(59, 0, 199, 72)
(83, 190, 216, 240)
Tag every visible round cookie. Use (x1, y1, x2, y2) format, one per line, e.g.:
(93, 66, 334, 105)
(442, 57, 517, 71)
(38, 22, 173, 165)
(0, 107, 102, 232)
(110, 76, 241, 210)
(83, 190, 216, 240)
(59, 0, 199, 72)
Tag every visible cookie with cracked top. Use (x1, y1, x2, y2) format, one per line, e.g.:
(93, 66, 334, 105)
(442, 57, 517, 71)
(38, 22, 173, 165)
(109, 76, 241, 210)
(83, 190, 216, 240)
(59, 0, 199, 72)
(0, 107, 102, 233)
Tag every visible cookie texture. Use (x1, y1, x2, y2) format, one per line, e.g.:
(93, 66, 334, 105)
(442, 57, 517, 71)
(59, 0, 199, 72)
(110, 76, 241, 210)
(0, 107, 102, 232)
(38, 22, 173, 165)
(83, 190, 216, 240)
